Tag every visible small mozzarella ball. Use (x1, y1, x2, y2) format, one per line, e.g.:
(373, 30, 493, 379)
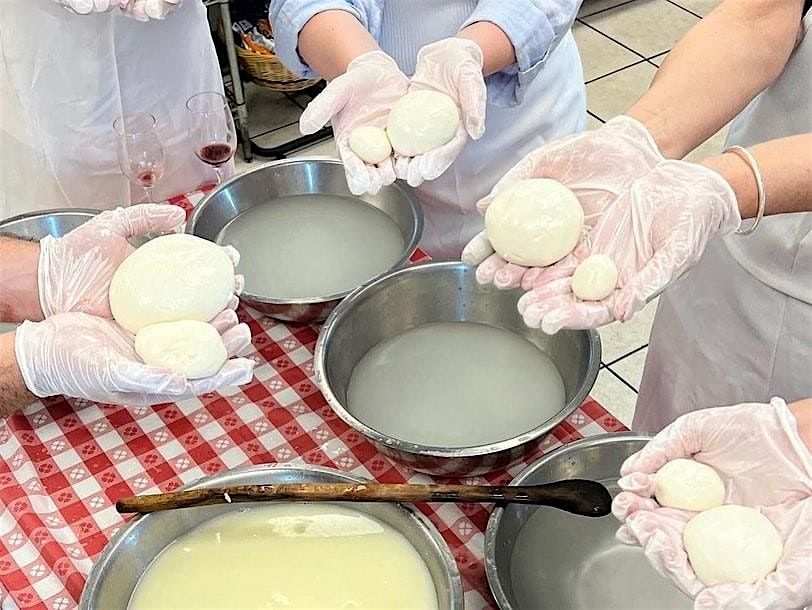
(684, 505, 783, 586)
(571, 254, 619, 301)
(348, 126, 392, 165)
(484, 179, 584, 267)
(135, 320, 227, 379)
(386, 91, 460, 157)
(654, 458, 726, 512)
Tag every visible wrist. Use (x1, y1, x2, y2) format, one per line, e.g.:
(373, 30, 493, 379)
(0, 237, 45, 323)
(789, 398, 812, 452)
(699, 152, 759, 219)
(625, 106, 686, 159)
(0, 330, 36, 416)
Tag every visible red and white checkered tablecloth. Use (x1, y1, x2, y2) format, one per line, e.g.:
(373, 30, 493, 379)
(0, 188, 628, 610)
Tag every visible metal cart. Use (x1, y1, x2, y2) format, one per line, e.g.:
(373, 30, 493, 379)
(204, 0, 333, 162)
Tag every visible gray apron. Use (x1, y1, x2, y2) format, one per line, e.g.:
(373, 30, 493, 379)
(634, 13, 812, 432)
(379, 0, 586, 258)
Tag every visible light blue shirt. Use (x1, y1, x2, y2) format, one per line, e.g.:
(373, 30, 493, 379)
(269, 0, 581, 106)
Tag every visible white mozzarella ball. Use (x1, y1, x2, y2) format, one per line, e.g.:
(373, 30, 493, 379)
(110, 233, 234, 333)
(348, 126, 393, 165)
(135, 320, 227, 379)
(571, 254, 619, 301)
(683, 505, 783, 586)
(484, 179, 584, 267)
(654, 458, 726, 512)
(386, 91, 460, 157)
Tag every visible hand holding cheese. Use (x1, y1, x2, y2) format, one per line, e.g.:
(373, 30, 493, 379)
(463, 116, 663, 291)
(611, 398, 812, 608)
(393, 38, 486, 188)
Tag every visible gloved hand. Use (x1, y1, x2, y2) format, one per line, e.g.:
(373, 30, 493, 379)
(300, 51, 409, 195)
(517, 159, 741, 333)
(57, 0, 123, 15)
(613, 398, 812, 609)
(120, 0, 181, 21)
(38, 204, 244, 320)
(14, 308, 255, 407)
(394, 38, 487, 188)
(462, 116, 663, 290)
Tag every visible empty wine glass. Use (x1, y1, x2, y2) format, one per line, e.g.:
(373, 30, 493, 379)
(187, 92, 237, 185)
(114, 113, 166, 203)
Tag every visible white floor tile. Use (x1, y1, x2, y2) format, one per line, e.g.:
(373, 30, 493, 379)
(590, 369, 637, 427)
(586, 61, 657, 123)
(599, 297, 658, 363)
(669, 0, 722, 16)
(583, 0, 699, 58)
(291, 138, 338, 158)
(607, 347, 648, 391)
(685, 124, 730, 162)
(586, 114, 604, 130)
(579, 0, 636, 18)
(244, 84, 303, 137)
(573, 22, 642, 82)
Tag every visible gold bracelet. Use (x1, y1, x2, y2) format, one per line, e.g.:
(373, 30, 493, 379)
(724, 145, 766, 235)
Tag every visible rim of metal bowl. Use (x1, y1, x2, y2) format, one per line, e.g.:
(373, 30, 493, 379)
(314, 261, 602, 460)
(80, 463, 463, 609)
(186, 156, 424, 307)
(483, 432, 653, 610)
(0, 207, 102, 230)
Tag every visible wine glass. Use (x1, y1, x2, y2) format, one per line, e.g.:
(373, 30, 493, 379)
(113, 113, 166, 203)
(186, 92, 237, 185)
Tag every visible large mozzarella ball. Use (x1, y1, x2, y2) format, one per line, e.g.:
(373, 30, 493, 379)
(683, 505, 783, 586)
(654, 458, 726, 512)
(386, 91, 460, 157)
(484, 179, 584, 267)
(348, 126, 392, 165)
(135, 320, 227, 379)
(110, 233, 234, 333)
(572, 255, 619, 301)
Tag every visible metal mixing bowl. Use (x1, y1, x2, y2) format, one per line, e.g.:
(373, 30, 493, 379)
(485, 433, 692, 610)
(80, 464, 462, 609)
(0, 208, 101, 239)
(186, 157, 423, 323)
(314, 262, 601, 476)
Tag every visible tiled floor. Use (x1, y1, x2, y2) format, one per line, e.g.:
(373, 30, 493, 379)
(234, 0, 724, 428)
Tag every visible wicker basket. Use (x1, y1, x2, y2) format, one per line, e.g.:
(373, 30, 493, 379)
(235, 45, 320, 92)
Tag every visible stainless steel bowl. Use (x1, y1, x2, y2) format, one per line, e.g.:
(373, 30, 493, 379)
(0, 208, 101, 239)
(314, 261, 601, 476)
(80, 464, 462, 609)
(186, 157, 424, 323)
(485, 433, 692, 610)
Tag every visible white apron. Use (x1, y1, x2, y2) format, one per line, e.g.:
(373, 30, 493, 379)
(634, 12, 812, 432)
(0, 0, 226, 219)
(379, 0, 586, 259)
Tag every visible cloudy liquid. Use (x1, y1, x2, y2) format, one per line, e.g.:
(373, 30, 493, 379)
(347, 322, 566, 447)
(217, 195, 405, 300)
(128, 503, 438, 610)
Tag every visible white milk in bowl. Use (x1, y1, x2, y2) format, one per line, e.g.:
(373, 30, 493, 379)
(347, 322, 567, 447)
(216, 195, 406, 300)
(128, 503, 439, 610)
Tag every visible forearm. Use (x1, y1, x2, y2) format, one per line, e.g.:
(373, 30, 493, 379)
(627, 0, 803, 159)
(0, 237, 44, 323)
(457, 21, 516, 76)
(789, 398, 812, 452)
(298, 10, 379, 79)
(0, 332, 35, 417)
(700, 133, 812, 218)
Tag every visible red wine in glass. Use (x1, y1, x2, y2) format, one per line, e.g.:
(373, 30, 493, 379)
(136, 169, 157, 187)
(197, 143, 234, 167)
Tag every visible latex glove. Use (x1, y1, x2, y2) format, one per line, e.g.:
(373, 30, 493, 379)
(612, 398, 812, 609)
(15, 308, 255, 407)
(394, 38, 487, 188)
(300, 51, 409, 196)
(120, 0, 181, 21)
(38, 204, 244, 319)
(517, 159, 741, 333)
(58, 0, 124, 14)
(461, 116, 663, 290)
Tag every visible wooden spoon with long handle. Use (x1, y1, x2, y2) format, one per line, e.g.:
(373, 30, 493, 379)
(116, 479, 611, 517)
